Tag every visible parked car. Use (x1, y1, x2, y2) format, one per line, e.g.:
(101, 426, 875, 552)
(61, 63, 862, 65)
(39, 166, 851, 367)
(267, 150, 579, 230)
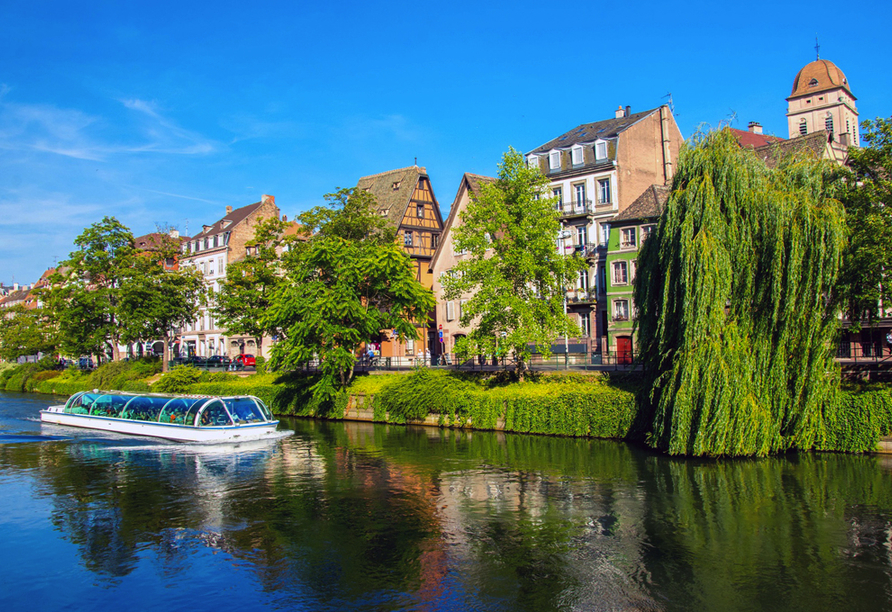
(206, 355, 231, 368)
(234, 354, 256, 367)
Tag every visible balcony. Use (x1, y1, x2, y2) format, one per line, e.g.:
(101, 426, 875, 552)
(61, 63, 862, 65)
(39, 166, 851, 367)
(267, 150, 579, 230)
(559, 200, 595, 218)
(567, 290, 596, 304)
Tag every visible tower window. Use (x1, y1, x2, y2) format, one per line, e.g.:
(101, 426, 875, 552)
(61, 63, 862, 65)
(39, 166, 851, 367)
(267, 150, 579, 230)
(825, 114, 834, 133)
(799, 120, 808, 136)
(808, 78, 819, 87)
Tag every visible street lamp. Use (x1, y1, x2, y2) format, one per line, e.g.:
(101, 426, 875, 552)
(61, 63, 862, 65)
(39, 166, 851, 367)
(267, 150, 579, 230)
(559, 223, 572, 368)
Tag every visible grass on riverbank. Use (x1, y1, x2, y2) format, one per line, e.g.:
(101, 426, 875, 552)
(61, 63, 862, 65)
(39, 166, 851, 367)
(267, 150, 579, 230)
(4, 358, 892, 453)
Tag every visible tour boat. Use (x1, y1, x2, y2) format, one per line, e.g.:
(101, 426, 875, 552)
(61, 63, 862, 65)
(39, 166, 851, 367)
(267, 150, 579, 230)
(40, 390, 281, 442)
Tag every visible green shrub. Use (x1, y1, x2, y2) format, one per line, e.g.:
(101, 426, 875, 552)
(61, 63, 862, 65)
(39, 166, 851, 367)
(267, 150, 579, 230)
(153, 365, 204, 393)
(375, 369, 476, 421)
(86, 358, 161, 391)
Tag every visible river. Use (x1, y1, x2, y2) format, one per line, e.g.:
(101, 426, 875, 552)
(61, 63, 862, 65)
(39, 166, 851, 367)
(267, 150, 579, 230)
(1, 391, 891, 611)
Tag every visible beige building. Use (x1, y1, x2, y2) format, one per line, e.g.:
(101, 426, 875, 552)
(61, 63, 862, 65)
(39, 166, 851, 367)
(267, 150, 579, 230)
(526, 104, 684, 353)
(429, 173, 495, 359)
(179, 195, 280, 359)
(356, 166, 445, 361)
(786, 58, 859, 147)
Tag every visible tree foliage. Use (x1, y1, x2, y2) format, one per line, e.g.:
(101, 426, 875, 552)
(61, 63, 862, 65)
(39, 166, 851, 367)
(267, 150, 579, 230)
(266, 187, 434, 400)
(837, 116, 892, 328)
(117, 233, 205, 372)
(634, 129, 846, 456)
(443, 147, 586, 378)
(47, 217, 136, 362)
(0, 305, 57, 361)
(215, 216, 299, 353)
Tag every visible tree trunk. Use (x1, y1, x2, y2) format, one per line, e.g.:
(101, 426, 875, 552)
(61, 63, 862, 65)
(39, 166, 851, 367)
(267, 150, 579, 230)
(162, 335, 170, 373)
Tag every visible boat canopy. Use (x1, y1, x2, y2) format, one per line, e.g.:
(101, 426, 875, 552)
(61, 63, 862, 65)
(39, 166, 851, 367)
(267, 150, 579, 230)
(62, 391, 274, 427)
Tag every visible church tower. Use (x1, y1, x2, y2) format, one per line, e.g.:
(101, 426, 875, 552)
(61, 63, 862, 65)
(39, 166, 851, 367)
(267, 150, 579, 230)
(786, 57, 859, 146)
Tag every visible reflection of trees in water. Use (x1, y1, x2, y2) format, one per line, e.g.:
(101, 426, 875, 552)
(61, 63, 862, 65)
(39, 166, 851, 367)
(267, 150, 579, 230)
(634, 453, 892, 611)
(3, 418, 892, 610)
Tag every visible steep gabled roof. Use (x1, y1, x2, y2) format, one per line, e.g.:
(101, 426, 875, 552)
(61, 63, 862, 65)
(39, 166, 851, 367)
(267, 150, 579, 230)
(730, 128, 785, 149)
(356, 166, 427, 229)
(193, 201, 264, 240)
(753, 131, 833, 168)
(430, 172, 496, 268)
(528, 108, 661, 155)
(613, 184, 670, 223)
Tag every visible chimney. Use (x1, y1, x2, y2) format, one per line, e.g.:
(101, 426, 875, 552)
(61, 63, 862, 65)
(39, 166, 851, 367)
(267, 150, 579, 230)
(225, 205, 233, 215)
(748, 121, 763, 135)
(839, 132, 850, 146)
(13, 283, 18, 291)
(615, 105, 625, 119)
(625, 105, 631, 117)
(168, 229, 180, 239)
(282, 215, 287, 222)
(262, 194, 275, 206)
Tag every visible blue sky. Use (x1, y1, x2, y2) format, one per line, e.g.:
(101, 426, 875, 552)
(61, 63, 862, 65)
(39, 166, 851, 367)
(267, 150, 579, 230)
(1, 0, 888, 283)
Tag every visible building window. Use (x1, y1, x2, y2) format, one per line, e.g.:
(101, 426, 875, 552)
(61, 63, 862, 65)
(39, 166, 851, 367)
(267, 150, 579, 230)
(459, 299, 467, 319)
(553, 187, 563, 210)
(614, 300, 629, 321)
(527, 155, 538, 168)
(642, 225, 655, 241)
(612, 261, 629, 285)
(404, 231, 413, 246)
(799, 119, 808, 136)
(598, 265, 606, 293)
(578, 269, 589, 291)
(446, 301, 455, 321)
(576, 225, 586, 247)
(218, 258, 224, 274)
(417, 203, 424, 218)
(571, 145, 584, 165)
(580, 312, 591, 336)
(549, 151, 561, 170)
(620, 228, 637, 249)
(598, 179, 611, 204)
(595, 141, 608, 160)
(599, 222, 609, 246)
(432, 234, 439, 249)
(574, 183, 586, 210)
(825, 114, 834, 133)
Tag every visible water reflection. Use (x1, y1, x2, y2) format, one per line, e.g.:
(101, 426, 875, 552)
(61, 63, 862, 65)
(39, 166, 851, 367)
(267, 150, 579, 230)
(0, 393, 891, 611)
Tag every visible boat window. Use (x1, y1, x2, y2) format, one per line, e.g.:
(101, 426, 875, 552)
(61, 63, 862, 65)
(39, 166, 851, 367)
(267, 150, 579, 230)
(254, 398, 273, 421)
(160, 397, 205, 425)
(90, 394, 129, 417)
(120, 396, 168, 422)
(198, 400, 234, 427)
(224, 397, 267, 424)
(65, 392, 100, 415)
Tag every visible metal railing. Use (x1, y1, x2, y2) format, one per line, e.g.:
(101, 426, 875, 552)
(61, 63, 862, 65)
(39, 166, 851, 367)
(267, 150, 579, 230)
(835, 341, 891, 363)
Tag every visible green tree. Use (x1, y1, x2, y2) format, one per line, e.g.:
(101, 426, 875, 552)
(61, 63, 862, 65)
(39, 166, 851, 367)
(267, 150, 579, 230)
(265, 187, 434, 400)
(117, 233, 206, 372)
(214, 216, 299, 358)
(442, 147, 586, 379)
(634, 129, 846, 457)
(48, 217, 136, 362)
(0, 305, 57, 362)
(837, 116, 892, 328)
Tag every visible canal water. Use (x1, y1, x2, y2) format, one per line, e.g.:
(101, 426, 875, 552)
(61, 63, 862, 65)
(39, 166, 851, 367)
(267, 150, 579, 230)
(1, 392, 891, 611)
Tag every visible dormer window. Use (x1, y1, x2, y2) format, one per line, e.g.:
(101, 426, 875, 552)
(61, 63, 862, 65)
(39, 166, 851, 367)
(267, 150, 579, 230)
(809, 78, 819, 87)
(527, 155, 538, 168)
(595, 140, 608, 160)
(571, 145, 584, 165)
(549, 151, 561, 170)
(392, 181, 402, 191)
(213, 235, 218, 248)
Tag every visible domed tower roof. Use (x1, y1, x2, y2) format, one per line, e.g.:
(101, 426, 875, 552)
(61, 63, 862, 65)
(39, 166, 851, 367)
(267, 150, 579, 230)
(788, 59, 855, 100)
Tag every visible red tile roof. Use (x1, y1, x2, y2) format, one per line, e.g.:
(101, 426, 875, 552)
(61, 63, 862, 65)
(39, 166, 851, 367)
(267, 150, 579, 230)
(729, 128, 785, 149)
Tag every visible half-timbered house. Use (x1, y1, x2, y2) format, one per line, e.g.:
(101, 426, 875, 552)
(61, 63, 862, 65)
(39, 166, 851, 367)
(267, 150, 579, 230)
(357, 166, 445, 361)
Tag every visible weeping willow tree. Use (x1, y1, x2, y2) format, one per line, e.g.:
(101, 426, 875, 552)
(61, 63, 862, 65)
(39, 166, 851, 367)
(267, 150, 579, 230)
(634, 128, 846, 456)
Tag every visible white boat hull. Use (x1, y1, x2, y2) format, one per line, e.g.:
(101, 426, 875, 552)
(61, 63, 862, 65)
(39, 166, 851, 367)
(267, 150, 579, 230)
(41, 407, 279, 443)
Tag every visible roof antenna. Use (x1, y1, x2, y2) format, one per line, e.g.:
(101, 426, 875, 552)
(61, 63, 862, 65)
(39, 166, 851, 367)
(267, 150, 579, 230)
(662, 92, 675, 115)
(815, 35, 820, 60)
